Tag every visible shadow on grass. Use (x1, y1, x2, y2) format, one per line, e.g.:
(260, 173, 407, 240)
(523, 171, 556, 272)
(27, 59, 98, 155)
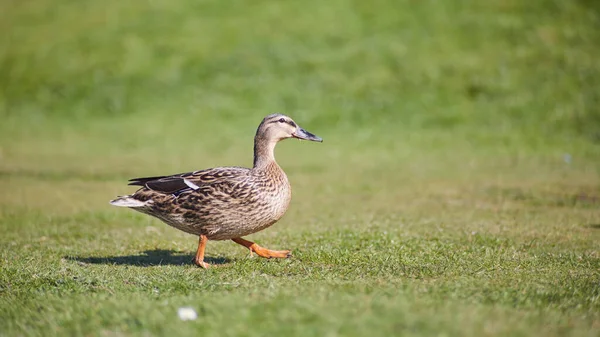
(66, 249, 230, 266)
(585, 224, 600, 229)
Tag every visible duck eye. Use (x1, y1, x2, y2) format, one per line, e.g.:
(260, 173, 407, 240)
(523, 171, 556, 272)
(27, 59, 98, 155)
(278, 118, 286, 123)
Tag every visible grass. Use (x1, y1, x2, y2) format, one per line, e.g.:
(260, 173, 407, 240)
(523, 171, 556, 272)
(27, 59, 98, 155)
(1, 0, 600, 336)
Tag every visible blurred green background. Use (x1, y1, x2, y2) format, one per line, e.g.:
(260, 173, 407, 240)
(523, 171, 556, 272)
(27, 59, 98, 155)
(2, 0, 600, 144)
(1, 0, 599, 336)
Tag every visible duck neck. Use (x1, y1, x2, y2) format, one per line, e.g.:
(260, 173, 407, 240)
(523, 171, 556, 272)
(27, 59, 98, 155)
(253, 136, 278, 169)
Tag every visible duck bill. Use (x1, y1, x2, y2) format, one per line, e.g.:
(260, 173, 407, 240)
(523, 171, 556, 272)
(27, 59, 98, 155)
(293, 127, 323, 142)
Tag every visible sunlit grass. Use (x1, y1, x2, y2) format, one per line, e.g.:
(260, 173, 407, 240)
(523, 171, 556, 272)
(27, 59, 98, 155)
(1, 0, 599, 336)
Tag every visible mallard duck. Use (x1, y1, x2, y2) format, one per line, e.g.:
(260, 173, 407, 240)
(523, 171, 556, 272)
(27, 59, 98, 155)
(110, 114, 322, 268)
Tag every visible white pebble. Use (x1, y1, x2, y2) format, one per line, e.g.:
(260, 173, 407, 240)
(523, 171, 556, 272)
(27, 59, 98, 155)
(177, 307, 198, 321)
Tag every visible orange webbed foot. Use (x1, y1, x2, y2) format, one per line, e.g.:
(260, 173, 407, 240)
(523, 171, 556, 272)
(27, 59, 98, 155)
(194, 258, 210, 269)
(250, 244, 291, 259)
(232, 237, 292, 259)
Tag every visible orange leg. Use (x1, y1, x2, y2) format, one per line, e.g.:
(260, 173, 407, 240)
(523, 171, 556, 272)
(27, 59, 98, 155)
(194, 235, 210, 269)
(232, 237, 291, 259)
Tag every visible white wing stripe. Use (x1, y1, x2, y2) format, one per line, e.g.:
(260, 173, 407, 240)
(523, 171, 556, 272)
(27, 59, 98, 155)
(183, 179, 200, 190)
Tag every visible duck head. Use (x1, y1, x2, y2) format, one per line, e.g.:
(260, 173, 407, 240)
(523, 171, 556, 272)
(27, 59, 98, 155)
(256, 113, 323, 143)
(252, 113, 322, 168)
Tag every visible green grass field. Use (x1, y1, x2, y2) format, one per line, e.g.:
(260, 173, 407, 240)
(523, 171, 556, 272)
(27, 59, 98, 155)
(1, 0, 599, 335)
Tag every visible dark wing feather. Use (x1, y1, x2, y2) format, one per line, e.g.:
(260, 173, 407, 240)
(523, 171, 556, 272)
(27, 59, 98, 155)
(128, 167, 250, 196)
(146, 178, 191, 194)
(128, 175, 170, 186)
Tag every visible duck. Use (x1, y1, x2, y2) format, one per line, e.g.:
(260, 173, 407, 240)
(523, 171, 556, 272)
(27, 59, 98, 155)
(110, 113, 323, 268)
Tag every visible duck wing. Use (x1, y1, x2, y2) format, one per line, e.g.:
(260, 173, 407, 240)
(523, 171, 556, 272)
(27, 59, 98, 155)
(128, 167, 250, 196)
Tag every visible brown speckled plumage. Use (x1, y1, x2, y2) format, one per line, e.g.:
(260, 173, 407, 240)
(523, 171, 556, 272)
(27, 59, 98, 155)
(130, 162, 291, 240)
(110, 113, 322, 268)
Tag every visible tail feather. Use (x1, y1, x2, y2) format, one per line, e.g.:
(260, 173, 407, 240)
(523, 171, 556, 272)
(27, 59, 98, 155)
(109, 195, 147, 207)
